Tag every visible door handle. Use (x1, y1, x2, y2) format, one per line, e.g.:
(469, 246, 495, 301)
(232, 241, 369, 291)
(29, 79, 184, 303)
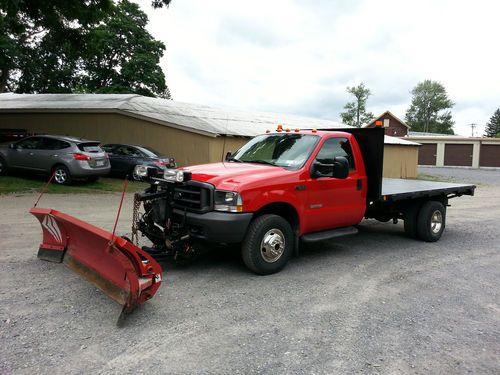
(29, 152, 34, 156)
(52, 154, 58, 157)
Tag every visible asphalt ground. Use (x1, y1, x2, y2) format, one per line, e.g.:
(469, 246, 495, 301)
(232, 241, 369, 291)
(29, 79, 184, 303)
(0, 169, 499, 374)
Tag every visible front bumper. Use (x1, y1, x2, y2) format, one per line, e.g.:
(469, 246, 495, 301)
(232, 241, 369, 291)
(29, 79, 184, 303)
(174, 209, 253, 243)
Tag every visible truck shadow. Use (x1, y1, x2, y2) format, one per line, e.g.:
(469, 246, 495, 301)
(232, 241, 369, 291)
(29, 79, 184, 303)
(155, 221, 415, 274)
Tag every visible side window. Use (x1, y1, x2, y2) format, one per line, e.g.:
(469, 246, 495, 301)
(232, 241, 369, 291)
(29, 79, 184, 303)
(315, 137, 356, 171)
(16, 137, 42, 150)
(40, 138, 70, 150)
(115, 146, 141, 157)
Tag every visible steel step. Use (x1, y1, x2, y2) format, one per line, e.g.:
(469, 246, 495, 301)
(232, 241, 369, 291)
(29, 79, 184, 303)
(301, 226, 358, 243)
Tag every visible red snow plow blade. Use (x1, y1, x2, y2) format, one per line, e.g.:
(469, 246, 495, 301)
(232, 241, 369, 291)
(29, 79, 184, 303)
(30, 207, 162, 316)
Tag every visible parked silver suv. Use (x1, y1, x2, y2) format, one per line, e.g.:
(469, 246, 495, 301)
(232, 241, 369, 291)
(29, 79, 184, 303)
(0, 135, 110, 184)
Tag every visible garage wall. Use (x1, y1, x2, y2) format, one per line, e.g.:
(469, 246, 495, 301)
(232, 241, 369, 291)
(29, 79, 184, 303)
(0, 112, 213, 167)
(0, 112, 419, 177)
(383, 145, 419, 178)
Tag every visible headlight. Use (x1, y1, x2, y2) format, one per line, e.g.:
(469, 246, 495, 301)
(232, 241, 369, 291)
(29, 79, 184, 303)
(162, 169, 192, 183)
(214, 190, 244, 212)
(133, 165, 150, 180)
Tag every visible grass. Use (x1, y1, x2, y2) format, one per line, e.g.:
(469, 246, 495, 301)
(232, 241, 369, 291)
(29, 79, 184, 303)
(0, 175, 148, 195)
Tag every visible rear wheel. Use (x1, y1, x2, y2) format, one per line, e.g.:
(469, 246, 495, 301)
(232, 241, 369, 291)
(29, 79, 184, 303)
(0, 157, 7, 176)
(403, 203, 420, 239)
(241, 214, 293, 275)
(53, 165, 72, 185)
(417, 201, 446, 242)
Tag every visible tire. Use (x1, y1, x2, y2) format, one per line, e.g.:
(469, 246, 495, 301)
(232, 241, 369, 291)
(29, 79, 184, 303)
(417, 201, 446, 242)
(403, 203, 420, 239)
(0, 156, 7, 176)
(241, 214, 294, 275)
(52, 165, 72, 185)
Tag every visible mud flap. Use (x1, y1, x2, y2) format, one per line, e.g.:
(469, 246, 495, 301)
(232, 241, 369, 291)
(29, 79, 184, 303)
(30, 208, 163, 319)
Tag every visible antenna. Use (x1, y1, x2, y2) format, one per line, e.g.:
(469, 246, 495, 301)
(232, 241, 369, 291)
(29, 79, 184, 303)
(469, 123, 477, 137)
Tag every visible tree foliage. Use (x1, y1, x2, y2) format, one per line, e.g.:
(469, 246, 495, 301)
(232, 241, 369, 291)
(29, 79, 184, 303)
(484, 109, 500, 138)
(0, 0, 171, 98)
(340, 83, 374, 127)
(405, 80, 454, 134)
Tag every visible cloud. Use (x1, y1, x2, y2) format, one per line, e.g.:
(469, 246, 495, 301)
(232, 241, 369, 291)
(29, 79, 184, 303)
(138, 0, 500, 136)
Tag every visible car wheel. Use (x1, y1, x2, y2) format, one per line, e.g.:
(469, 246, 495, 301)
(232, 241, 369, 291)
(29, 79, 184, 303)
(241, 214, 293, 275)
(0, 157, 7, 176)
(52, 165, 72, 185)
(417, 201, 446, 242)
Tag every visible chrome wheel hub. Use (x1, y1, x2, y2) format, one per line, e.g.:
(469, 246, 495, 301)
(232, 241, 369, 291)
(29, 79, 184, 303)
(431, 210, 443, 234)
(260, 228, 285, 263)
(54, 169, 67, 184)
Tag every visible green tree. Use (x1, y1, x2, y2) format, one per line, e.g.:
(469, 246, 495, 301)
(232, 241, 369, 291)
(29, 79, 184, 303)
(81, 0, 170, 98)
(0, 0, 112, 93)
(405, 80, 455, 134)
(340, 83, 374, 127)
(484, 109, 500, 138)
(1, 0, 172, 97)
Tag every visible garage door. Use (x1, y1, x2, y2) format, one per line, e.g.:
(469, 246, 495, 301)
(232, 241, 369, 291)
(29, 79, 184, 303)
(418, 143, 437, 165)
(444, 144, 473, 166)
(480, 144, 500, 167)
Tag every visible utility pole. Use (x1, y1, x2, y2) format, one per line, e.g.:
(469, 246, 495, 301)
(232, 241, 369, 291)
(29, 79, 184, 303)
(469, 123, 477, 137)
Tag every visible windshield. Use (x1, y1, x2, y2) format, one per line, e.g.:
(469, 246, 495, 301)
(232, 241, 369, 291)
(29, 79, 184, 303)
(230, 134, 319, 169)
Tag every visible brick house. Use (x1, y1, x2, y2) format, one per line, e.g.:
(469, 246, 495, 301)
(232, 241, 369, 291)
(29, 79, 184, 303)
(364, 111, 409, 137)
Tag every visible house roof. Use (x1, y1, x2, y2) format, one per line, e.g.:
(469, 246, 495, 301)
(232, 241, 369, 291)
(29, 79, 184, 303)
(0, 93, 346, 138)
(364, 110, 410, 128)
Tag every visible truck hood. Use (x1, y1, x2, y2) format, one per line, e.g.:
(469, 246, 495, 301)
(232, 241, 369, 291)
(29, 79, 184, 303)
(183, 162, 294, 191)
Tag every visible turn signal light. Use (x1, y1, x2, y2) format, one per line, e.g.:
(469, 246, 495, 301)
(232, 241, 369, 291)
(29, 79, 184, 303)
(277, 124, 283, 132)
(73, 153, 91, 161)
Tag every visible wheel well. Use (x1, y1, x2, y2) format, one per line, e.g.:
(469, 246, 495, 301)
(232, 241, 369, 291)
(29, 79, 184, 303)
(51, 163, 68, 172)
(254, 202, 300, 234)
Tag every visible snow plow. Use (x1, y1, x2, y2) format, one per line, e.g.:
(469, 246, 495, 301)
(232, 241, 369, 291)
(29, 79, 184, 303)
(30, 207, 162, 318)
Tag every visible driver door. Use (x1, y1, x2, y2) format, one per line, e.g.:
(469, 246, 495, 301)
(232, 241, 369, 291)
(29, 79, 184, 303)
(304, 137, 365, 232)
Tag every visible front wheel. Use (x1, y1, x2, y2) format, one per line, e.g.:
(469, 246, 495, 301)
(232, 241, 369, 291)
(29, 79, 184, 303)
(241, 214, 294, 275)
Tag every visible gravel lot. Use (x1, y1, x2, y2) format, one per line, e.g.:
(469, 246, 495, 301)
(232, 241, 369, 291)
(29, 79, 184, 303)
(1, 170, 499, 374)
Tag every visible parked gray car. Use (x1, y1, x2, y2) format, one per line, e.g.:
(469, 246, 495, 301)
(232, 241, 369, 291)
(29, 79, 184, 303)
(0, 135, 110, 184)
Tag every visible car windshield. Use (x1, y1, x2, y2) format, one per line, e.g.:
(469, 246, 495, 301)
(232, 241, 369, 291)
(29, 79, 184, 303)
(230, 134, 319, 169)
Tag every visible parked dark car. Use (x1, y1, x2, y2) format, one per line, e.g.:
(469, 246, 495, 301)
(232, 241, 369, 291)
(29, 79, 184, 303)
(101, 144, 176, 178)
(0, 135, 110, 184)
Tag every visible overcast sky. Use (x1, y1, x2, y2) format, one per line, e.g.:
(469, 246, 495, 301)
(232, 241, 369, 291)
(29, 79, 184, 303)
(137, 0, 499, 136)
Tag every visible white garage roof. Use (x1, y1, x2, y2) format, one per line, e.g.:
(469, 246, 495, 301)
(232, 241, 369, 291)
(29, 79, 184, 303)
(0, 93, 419, 146)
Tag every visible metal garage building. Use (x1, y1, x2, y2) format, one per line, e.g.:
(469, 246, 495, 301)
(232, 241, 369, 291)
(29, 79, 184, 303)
(409, 135, 500, 168)
(0, 93, 420, 178)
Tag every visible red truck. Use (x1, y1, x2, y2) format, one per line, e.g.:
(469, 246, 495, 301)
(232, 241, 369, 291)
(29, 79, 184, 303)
(31, 126, 475, 316)
(133, 126, 475, 275)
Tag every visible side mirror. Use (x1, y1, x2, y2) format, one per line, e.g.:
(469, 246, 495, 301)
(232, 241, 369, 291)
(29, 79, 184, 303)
(331, 156, 349, 179)
(9, 143, 16, 149)
(225, 151, 232, 161)
(311, 156, 349, 179)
